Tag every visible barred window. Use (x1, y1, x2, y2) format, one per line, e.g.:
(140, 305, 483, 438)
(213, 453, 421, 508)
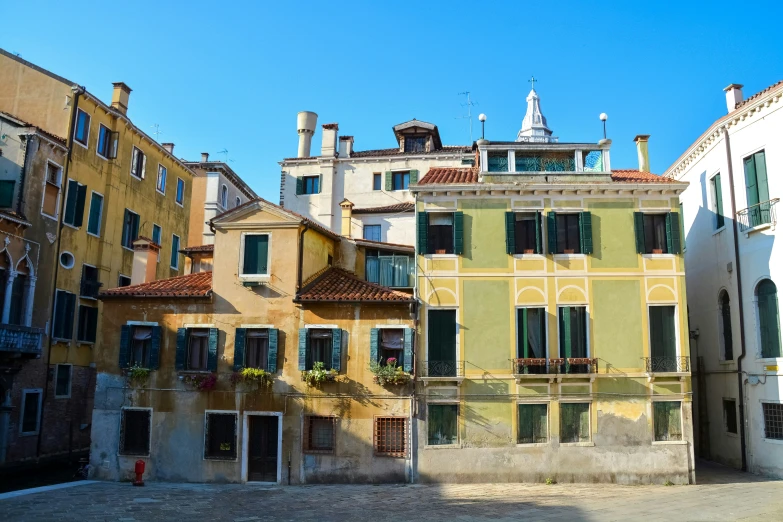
(763, 403, 783, 440)
(304, 416, 335, 453)
(119, 408, 151, 456)
(204, 412, 238, 460)
(374, 417, 407, 457)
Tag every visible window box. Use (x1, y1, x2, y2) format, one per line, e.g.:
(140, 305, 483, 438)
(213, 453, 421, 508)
(370, 359, 412, 386)
(301, 361, 338, 387)
(124, 365, 151, 387)
(231, 367, 273, 390)
(182, 372, 217, 391)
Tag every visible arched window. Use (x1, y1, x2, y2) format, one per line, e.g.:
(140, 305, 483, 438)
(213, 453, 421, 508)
(719, 291, 733, 360)
(757, 280, 781, 358)
(235, 196, 241, 208)
(220, 185, 228, 208)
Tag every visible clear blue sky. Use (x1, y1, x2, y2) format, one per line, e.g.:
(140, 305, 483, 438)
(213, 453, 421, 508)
(3, 1, 781, 201)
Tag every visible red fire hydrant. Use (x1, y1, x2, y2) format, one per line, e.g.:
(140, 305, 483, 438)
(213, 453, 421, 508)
(133, 459, 145, 487)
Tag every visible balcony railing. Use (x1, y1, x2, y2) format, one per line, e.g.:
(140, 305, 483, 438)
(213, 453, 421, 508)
(419, 360, 465, 378)
(512, 357, 598, 375)
(0, 324, 44, 356)
(737, 198, 778, 232)
(642, 356, 690, 373)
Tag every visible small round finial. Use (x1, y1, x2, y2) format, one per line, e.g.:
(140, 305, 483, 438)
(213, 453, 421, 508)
(599, 113, 608, 121)
(478, 113, 487, 122)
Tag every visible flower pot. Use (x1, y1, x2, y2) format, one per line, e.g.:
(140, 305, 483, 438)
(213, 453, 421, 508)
(435, 249, 447, 254)
(564, 249, 575, 254)
(652, 248, 663, 254)
(523, 249, 535, 254)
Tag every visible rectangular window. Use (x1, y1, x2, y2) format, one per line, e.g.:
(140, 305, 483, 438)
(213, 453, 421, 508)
(309, 329, 334, 370)
(55, 364, 72, 398)
(118, 274, 132, 287)
(763, 403, 783, 440)
(156, 164, 167, 194)
(87, 192, 104, 236)
(428, 404, 458, 445)
(392, 171, 410, 191)
(363, 225, 381, 242)
(188, 328, 209, 371)
(42, 162, 62, 218)
(176, 178, 185, 205)
(379, 328, 404, 365)
(302, 175, 320, 195)
(241, 234, 269, 276)
(77, 305, 98, 343)
(204, 412, 238, 460)
(374, 417, 407, 457)
(304, 416, 335, 453)
(373, 173, 382, 191)
(119, 408, 151, 456)
(20, 389, 42, 435)
(52, 289, 75, 340)
(74, 109, 90, 146)
(643, 214, 669, 254)
(517, 403, 548, 444)
(404, 136, 426, 153)
(649, 306, 677, 363)
(558, 306, 587, 359)
(170, 234, 180, 269)
(427, 310, 457, 377)
(245, 329, 270, 369)
(556, 213, 581, 254)
(130, 146, 146, 179)
(723, 399, 738, 434)
(653, 401, 683, 441)
(130, 325, 152, 367)
(743, 150, 770, 227)
(487, 150, 509, 172)
(711, 173, 725, 229)
(0, 180, 15, 208)
(80, 264, 101, 298)
(121, 209, 140, 249)
(152, 224, 162, 246)
(63, 180, 87, 227)
(560, 402, 590, 443)
(427, 213, 454, 254)
(96, 124, 113, 159)
(514, 212, 540, 254)
(517, 308, 547, 360)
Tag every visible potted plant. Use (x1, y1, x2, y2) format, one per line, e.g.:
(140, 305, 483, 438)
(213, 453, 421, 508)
(231, 367, 273, 389)
(652, 248, 663, 254)
(563, 249, 575, 254)
(125, 365, 150, 387)
(369, 358, 411, 386)
(435, 249, 447, 254)
(523, 248, 535, 254)
(301, 361, 338, 387)
(182, 372, 217, 391)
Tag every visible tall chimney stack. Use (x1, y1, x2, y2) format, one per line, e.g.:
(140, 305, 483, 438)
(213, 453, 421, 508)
(201, 152, 209, 162)
(339, 199, 354, 237)
(131, 237, 161, 286)
(111, 82, 132, 115)
(338, 136, 354, 158)
(162, 143, 175, 154)
(321, 123, 339, 157)
(724, 83, 744, 113)
(297, 111, 318, 158)
(634, 135, 651, 173)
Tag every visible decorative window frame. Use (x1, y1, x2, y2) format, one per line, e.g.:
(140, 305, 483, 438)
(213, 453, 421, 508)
(41, 159, 63, 221)
(238, 232, 272, 282)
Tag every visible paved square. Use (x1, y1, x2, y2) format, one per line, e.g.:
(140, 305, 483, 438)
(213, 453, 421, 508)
(2, 461, 782, 521)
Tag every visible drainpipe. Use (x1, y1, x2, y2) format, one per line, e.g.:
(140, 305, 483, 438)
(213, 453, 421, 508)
(36, 84, 84, 459)
(723, 127, 748, 472)
(296, 224, 310, 292)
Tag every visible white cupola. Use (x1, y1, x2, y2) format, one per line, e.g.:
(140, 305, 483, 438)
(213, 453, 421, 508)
(516, 80, 556, 143)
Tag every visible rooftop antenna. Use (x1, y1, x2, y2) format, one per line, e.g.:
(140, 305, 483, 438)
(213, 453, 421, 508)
(150, 124, 163, 141)
(456, 91, 478, 142)
(216, 148, 234, 163)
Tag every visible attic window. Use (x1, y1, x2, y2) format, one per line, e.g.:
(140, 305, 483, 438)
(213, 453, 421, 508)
(404, 136, 427, 153)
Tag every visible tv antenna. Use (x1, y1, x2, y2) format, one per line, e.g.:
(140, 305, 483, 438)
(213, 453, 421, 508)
(456, 91, 478, 142)
(216, 149, 234, 163)
(150, 124, 163, 141)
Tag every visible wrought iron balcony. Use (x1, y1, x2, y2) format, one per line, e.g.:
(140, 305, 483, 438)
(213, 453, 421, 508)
(737, 198, 778, 232)
(512, 357, 597, 375)
(419, 360, 465, 378)
(512, 358, 549, 374)
(642, 356, 690, 373)
(0, 324, 44, 357)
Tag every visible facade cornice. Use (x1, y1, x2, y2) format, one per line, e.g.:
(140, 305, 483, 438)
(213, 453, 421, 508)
(411, 182, 687, 197)
(278, 151, 467, 167)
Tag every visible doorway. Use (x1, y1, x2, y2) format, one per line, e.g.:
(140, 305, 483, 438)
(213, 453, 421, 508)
(243, 413, 281, 483)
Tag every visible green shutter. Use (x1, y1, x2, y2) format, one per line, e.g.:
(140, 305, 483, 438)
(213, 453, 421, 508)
(679, 203, 685, 251)
(88, 193, 102, 235)
(579, 211, 593, 255)
(119, 325, 131, 368)
(317, 174, 322, 194)
(409, 169, 419, 184)
(453, 211, 464, 255)
(417, 212, 428, 254)
(149, 326, 161, 369)
(505, 212, 516, 255)
(521, 308, 529, 358)
(295, 177, 303, 195)
(403, 328, 414, 372)
(64, 293, 75, 339)
(267, 329, 278, 373)
(175, 328, 187, 370)
(562, 307, 571, 359)
(714, 173, 724, 229)
(744, 156, 759, 207)
(667, 212, 681, 254)
(207, 328, 219, 371)
(233, 328, 246, 371)
(535, 212, 542, 254)
(64, 180, 78, 225)
(370, 328, 380, 364)
(755, 151, 770, 204)
(73, 184, 87, 227)
(331, 328, 342, 372)
(0, 181, 15, 208)
(385, 171, 392, 191)
(634, 212, 645, 254)
(547, 211, 557, 255)
(518, 404, 532, 443)
(758, 282, 781, 358)
(298, 328, 308, 370)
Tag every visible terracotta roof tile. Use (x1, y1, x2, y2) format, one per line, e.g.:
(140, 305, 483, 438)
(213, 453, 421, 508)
(296, 268, 414, 304)
(352, 202, 414, 214)
(610, 169, 671, 183)
(736, 80, 783, 109)
(418, 167, 478, 185)
(353, 238, 414, 253)
(180, 244, 215, 254)
(100, 271, 212, 299)
(211, 198, 341, 241)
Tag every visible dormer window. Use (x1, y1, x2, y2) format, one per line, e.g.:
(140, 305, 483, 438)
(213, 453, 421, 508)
(404, 136, 427, 153)
(240, 233, 270, 280)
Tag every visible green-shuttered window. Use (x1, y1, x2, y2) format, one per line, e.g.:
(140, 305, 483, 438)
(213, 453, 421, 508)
(242, 234, 269, 275)
(175, 327, 218, 371)
(711, 173, 725, 229)
(634, 212, 681, 254)
(546, 212, 593, 255)
(757, 280, 781, 359)
(418, 212, 463, 255)
(52, 289, 75, 340)
(649, 305, 677, 361)
(506, 212, 542, 255)
(170, 235, 180, 270)
(87, 192, 104, 236)
(63, 180, 87, 227)
(428, 404, 458, 445)
(560, 402, 590, 443)
(558, 306, 587, 359)
(298, 328, 341, 371)
(518, 403, 548, 444)
(427, 310, 457, 377)
(743, 150, 770, 227)
(517, 308, 547, 360)
(234, 328, 278, 372)
(720, 291, 733, 360)
(653, 401, 683, 441)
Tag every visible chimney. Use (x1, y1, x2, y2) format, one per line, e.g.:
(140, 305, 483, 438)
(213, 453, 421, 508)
(162, 143, 175, 154)
(201, 152, 209, 162)
(339, 199, 354, 237)
(297, 111, 318, 158)
(130, 237, 161, 286)
(338, 136, 354, 158)
(633, 135, 651, 173)
(724, 83, 744, 113)
(111, 82, 132, 115)
(321, 123, 338, 157)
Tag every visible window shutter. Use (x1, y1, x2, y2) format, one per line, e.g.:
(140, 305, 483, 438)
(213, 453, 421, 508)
(73, 184, 87, 227)
(175, 328, 187, 371)
(579, 211, 593, 255)
(207, 328, 219, 371)
(520, 308, 528, 358)
(64, 293, 76, 339)
(679, 203, 686, 251)
(755, 151, 770, 203)
(505, 212, 516, 255)
(64, 180, 78, 225)
(119, 325, 131, 368)
(267, 329, 278, 373)
(233, 328, 246, 371)
(547, 211, 557, 254)
(417, 212, 428, 254)
(403, 328, 414, 372)
(141, 153, 147, 179)
(331, 328, 342, 372)
(317, 174, 322, 194)
(385, 171, 392, 191)
(409, 169, 419, 184)
(131, 148, 139, 176)
(562, 307, 572, 358)
(634, 212, 645, 254)
(666, 212, 681, 254)
(298, 328, 308, 370)
(295, 177, 303, 195)
(109, 132, 119, 159)
(535, 212, 542, 254)
(453, 211, 464, 255)
(149, 326, 162, 369)
(370, 328, 379, 364)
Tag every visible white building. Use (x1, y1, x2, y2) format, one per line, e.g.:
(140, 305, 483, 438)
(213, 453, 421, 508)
(666, 80, 783, 477)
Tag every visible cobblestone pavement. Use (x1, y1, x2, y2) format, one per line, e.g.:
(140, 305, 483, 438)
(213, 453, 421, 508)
(2, 461, 782, 521)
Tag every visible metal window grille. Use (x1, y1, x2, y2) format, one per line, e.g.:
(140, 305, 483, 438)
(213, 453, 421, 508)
(304, 416, 335, 453)
(763, 403, 783, 440)
(374, 417, 407, 457)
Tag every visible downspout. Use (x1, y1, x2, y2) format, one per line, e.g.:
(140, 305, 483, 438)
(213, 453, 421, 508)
(723, 127, 748, 472)
(296, 224, 310, 292)
(36, 85, 84, 459)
